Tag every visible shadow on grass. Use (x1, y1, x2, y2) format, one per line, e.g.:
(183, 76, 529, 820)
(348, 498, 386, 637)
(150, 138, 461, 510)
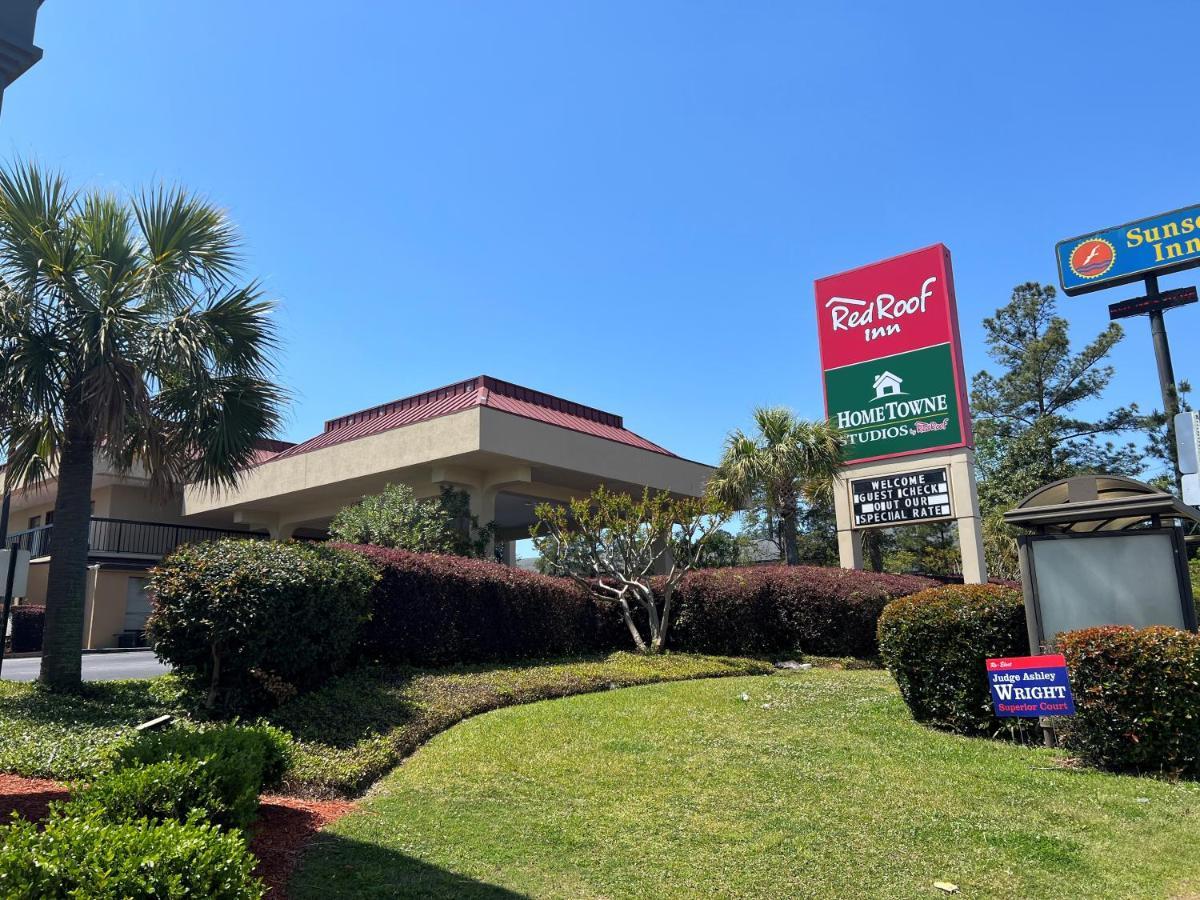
(290, 832, 529, 899)
(0, 679, 175, 729)
(265, 655, 624, 749)
(266, 666, 422, 748)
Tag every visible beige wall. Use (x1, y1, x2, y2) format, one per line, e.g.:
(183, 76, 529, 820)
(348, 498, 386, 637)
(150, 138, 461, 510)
(17, 559, 47, 605)
(183, 407, 715, 535)
(14, 562, 151, 650)
(105, 484, 186, 523)
(184, 408, 482, 517)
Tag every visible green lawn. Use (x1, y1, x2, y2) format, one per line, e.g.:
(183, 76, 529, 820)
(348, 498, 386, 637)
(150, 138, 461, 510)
(269, 652, 773, 796)
(293, 669, 1200, 900)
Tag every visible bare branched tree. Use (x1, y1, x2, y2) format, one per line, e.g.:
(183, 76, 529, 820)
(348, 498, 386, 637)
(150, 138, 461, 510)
(532, 486, 732, 653)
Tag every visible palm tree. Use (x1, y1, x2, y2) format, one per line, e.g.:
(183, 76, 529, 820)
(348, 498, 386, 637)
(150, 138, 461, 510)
(709, 407, 843, 566)
(0, 162, 285, 692)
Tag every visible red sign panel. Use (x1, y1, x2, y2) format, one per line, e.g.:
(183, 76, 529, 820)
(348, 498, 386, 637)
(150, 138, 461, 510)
(814, 244, 973, 464)
(815, 244, 960, 370)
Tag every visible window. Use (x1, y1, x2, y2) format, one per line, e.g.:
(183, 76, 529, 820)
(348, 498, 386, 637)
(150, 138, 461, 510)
(45, 510, 54, 525)
(123, 577, 153, 632)
(27, 515, 40, 529)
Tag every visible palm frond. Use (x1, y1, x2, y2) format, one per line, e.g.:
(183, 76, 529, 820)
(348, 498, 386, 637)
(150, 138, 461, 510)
(134, 186, 241, 304)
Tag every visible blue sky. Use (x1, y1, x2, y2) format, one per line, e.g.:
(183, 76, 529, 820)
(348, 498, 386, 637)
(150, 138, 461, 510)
(4, 2, 1197, 475)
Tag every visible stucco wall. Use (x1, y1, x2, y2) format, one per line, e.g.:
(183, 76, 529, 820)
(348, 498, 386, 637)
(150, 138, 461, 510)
(18, 559, 47, 604)
(105, 484, 187, 523)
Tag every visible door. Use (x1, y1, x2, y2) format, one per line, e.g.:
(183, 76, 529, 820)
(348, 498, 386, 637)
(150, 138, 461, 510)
(123, 577, 152, 632)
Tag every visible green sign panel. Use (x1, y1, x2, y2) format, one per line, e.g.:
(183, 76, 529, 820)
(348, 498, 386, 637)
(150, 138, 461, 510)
(823, 343, 963, 463)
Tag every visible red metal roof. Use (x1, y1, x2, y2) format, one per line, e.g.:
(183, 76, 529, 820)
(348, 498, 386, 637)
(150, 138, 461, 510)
(265, 376, 676, 464)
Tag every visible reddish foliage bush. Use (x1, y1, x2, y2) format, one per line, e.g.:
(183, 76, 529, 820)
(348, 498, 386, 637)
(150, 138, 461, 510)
(10, 605, 44, 653)
(346, 548, 933, 664)
(341, 545, 604, 666)
(1058, 626, 1200, 775)
(877, 583, 1030, 735)
(667, 565, 935, 657)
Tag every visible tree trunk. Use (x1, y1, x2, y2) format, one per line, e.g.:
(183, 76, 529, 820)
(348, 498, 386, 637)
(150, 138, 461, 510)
(617, 601, 648, 653)
(863, 530, 884, 572)
(641, 585, 662, 653)
(780, 492, 800, 566)
(38, 416, 94, 692)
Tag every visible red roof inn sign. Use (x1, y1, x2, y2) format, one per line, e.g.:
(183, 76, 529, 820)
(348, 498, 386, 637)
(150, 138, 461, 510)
(815, 244, 987, 584)
(815, 244, 972, 465)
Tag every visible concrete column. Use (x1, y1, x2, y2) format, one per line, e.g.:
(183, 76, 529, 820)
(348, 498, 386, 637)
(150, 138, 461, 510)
(957, 513, 986, 584)
(832, 473, 863, 570)
(651, 533, 674, 575)
(272, 522, 298, 541)
(836, 528, 864, 570)
(469, 486, 498, 560)
(950, 450, 988, 584)
(502, 540, 517, 566)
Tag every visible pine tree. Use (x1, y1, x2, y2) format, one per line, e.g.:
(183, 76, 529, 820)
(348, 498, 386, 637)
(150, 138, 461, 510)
(970, 282, 1146, 576)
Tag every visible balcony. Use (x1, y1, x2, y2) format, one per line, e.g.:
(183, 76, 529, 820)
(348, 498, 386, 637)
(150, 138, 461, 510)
(5, 517, 266, 560)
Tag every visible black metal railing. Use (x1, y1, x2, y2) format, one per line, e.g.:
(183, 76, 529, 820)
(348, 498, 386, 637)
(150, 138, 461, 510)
(6, 517, 267, 559)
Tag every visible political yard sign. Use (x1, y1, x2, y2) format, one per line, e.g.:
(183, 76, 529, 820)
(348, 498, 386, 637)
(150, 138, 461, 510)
(1056, 203, 1200, 296)
(815, 244, 972, 464)
(986, 654, 1076, 719)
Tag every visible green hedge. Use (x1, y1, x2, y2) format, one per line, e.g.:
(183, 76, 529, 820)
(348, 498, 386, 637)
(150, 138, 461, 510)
(148, 540, 378, 714)
(67, 757, 233, 829)
(877, 583, 1032, 736)
(10, 605, 44, 653)
(1058, 626, 1200, 775)
(0, 812, 263, 899)
(113, 724, 293, 830)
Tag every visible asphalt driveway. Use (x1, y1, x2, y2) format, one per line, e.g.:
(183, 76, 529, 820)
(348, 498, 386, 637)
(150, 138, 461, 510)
(0, 650, 168, 682)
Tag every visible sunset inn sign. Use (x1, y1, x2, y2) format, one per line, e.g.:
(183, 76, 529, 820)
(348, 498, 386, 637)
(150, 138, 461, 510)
(815, 244, 987, 583)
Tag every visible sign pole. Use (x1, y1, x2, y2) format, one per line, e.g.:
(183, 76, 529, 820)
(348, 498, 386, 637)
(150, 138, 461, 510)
(0, 546, 17, 679)
(1144, 275, 1182, 491)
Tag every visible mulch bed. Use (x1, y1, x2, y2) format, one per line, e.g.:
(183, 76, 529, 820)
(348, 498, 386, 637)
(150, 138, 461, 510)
(250, 794, 356, 896)
(0, 773, 69, 822)
(0, 774, 354, 898)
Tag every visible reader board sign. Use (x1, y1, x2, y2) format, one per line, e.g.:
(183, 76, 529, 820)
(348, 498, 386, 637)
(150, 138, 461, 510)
(815, 244, 972, 464)
(1108, 286, 1197, 322)
(986, 654, 1076, 718)
(1056, 204, 1200, 296)
(851, 467, 951, 528)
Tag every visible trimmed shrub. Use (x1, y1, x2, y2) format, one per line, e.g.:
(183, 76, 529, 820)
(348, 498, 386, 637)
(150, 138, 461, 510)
(10, 605, 44, 653)
(148, 539, 378, 714)
(0, 811, 263, 899)
(344, 545, 601, 666)
(1058, 626, 1200, 775)
(115, 724, 294, 830)
(67, 757, 233, 828)
(877, 583, 1030, 735)
(669, 565, 935, 657)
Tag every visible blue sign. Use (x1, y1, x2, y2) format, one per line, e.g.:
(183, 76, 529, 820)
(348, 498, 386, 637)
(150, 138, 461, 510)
(986, 654, 1076, 718)
(1056, 204, 1200, 296)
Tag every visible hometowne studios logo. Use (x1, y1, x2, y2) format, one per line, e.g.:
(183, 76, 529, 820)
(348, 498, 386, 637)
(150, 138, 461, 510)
(834, 371, 950, 451)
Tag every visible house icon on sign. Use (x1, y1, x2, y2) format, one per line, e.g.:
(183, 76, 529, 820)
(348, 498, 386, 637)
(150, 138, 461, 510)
(872, 371, 904, 401)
